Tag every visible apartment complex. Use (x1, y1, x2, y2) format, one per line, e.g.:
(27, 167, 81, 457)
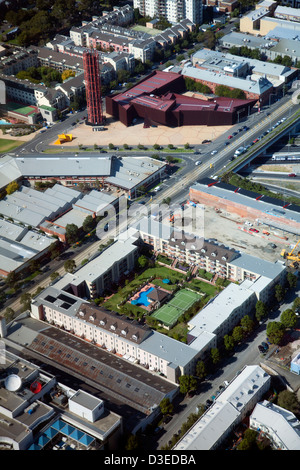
(250, 400, 300, 450)
(173, 365, 271, 450)
(133, 0, 203, 24)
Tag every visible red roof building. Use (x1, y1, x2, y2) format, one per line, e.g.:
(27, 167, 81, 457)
(105, 70, 256, 127)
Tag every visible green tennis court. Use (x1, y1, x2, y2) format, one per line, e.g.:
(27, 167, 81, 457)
(151, 288, 202, 327)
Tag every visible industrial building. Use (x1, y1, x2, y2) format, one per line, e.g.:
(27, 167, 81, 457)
(105, 70, 256, 127)
(13, 154, 166, 200)
(189, 178, 300, 236)
(0, 218, 53, 277)
(0, 344, 123, 450)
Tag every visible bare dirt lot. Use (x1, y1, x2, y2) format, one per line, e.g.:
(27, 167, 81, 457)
(63, 116, 233, 148)
(167, 204, 299, 263)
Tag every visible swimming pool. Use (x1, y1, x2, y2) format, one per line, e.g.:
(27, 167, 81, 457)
(0, 119, 10, 125)
(131, 286, 154, 307)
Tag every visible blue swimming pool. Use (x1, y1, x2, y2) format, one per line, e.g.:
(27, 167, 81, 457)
(0, 119, 10, 125)
(131, 286, 154, 307)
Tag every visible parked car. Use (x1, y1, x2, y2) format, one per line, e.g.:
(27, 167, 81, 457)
(202, 139, 211, 144)
(228, 135, 233, 139)
(288, 173, 297, 177)
(211, 150, 218, 155)
(253, 138, 259, 143)
(249, 228, 259, 233)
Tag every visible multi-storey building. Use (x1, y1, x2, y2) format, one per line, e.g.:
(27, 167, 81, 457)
(133, 0, 202, 24)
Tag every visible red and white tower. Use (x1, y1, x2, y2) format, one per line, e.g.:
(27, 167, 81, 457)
(83, 50, 103, 126)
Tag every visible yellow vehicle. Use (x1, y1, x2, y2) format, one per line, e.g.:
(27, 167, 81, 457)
(281, 240, 300, 261)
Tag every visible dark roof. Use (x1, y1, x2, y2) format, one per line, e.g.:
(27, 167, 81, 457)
(198, 178, 300, 211)
(76, 303, 151, 344)
(147, 287, 170, 302)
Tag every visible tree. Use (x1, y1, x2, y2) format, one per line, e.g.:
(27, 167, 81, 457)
(6, 181, 19, 195)
(125, 434, 139, 450)
(280, 309, 297, 329)
(178, 375, 197, 396)
(287, 272, 297, 289)
(210, 347, 220, 365)
(159, 397, 174, 415)
(50, 272, 60, 282)
(65, 223, 79, 244)
(137, 255, 149, 269)
(240, 315, 255, 335)
(277, 390, 300, 415)
(82, 215, 96, 233)
(255, 300, 268, 322)
(61, 69, 75, 81)
(195, 360, 206, 381)
(20, 292, 32, 311)
(5, 271, 20, 288)
(224, 334, 235, 352)
(275, 284, 285, 303)
(4, 307, 14, 321)
(64, 259, 76, 273)
(232, 325, 244, 343)
(266, 321, 285, 345)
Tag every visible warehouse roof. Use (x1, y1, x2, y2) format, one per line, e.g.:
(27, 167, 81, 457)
(182, 64, 273, 94)
(15, 155, 112, 177)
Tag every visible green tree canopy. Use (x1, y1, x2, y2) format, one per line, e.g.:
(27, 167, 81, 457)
(178, 375, 197, 396)
(280, 309, 297, 329)
(277, 390, 300, 415)
(159, 397, 174, 415)
(266, 321, 285, 345)
(255, 300, 268, 322)
(64, 259, 76, 273)
(65, 223, 79, 244)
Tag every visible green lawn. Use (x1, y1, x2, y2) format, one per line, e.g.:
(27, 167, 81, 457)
(102, 264, 186, 314)
(0, 138, 24, 154)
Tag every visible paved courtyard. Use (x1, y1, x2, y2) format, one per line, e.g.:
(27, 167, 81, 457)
(62, 116, 233, 148)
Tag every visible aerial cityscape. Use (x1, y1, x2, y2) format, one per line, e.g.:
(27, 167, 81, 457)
(1, 0, 300, 455)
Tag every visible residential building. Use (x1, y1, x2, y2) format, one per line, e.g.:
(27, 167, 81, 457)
(250, 400, 300, 450)
(0, 73, 67, 112)
(133, 0, 203, 24)
(0, 47, 38, 75)
(173, 365, 271, 450)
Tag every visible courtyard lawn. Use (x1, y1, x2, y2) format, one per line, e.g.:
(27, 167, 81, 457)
(151, 289, 202, 328)
(102, 263, 187, 314)
(0, 138, 24, 154)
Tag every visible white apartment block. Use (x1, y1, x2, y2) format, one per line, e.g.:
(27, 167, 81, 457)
(250, 400, 300, 450)
(173, 365, 271, 450)
(133, 0, 202, 24)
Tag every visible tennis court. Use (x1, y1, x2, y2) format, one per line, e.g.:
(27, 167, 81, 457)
(151, 288, 202, 328)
